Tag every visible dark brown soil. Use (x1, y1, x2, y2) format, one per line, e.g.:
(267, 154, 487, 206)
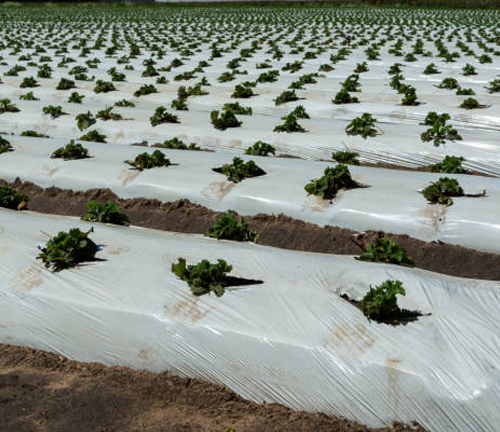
(359, 161, 493, 177)
(5, 178, 500, 281)
(0, 343, 429, 432)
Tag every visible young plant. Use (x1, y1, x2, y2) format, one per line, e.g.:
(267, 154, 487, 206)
(68, 92, 85, 103)
(134, 84, 157, 97)
(345, 113, 380, 139)
(57, 77, 76, 90)
(304, 164, 360, 200)
(289, 105, 309, 119)
(460, 98, 486, 109)
(171, 98, 188, 111)
(37, 228, 99, 272)
(423, 63, 440, 75)
(429, 156, 468, 174)
(42, 105, 65, 119)
(422, 177, 464, 206)
(332, 151, 360, 165)
(485, 79, 500, 93)
(171, 258, 233, 297)
(231, 84, 255, 98)
(456, 87, 475, 96)
(332, 88, 359, 104)
(274, 113, 306, 133)
(115, 99, 135, 108)
(51, 140, 90, 160)
(245, 141, 276, 156)
(274, 90, 299, 106)
(81, 201, 129, 225)
(0, 99, 20, 114)
(0, 136, 13, 154)
(150, 107, 180, 126)
(94, 80, 116, 93)
(222, 102, 252, 115)
(76, 111, 96, 131)
(96, 107, 122, 121)
(205, 212, 259, 242)
(20, 91, 39, 101)
(210, 109, 242, 130)
(437, 78, 459, 90)
(158, 137, 200, 150)
(79, 130, 107, 143)
(360, 280, 406, 322)
(215, 157, 266, 183)
(420, 112, 462, 147)
(401, 86, 419, 106)
(21, 130, 49, 138)
(358, 237, 415, 267)
(0, 184, 28, 210)
(125, 150, 172, 170)
(462, 64, 476, 76)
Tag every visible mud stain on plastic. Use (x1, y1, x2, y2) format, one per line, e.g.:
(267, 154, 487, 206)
(229, 139, 242, 148)
(415, 204, 447, 231)
(301, 194, 331, 213)
(201, 181, 235, 201)
(116, 168, 141, 186)
(386, 357, 403, 414)
(329, 322, 376, 355)
(12, 262, 44, 291)
(138, 349, 149, 360)
(106, 244, 131, 256)
(40, 165, 59, 177)
(170, 297, 211, 324)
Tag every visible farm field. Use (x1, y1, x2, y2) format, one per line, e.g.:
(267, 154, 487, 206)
(0, 4, 500, 432)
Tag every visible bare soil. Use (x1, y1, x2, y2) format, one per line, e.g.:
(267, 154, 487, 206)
(5, 178, 500, 281)
(0, 343, 429, 432)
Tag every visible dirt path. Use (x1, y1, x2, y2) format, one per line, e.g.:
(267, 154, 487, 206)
(5, 178, 500, 281)
(0, 344, 428, 432)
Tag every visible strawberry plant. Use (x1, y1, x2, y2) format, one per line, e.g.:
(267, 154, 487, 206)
(68, 92, 85, 103)
(304, 164, 360, 200)
(332, 151, 360, 165)
(0, 99, 20, 114)
(171, 258, 233, 297)
(456, 88, 475, 96)
(360, 280, 407, 322)
(19, 92, 39, 101)
(345, 113, 380, 138)
(460, 97, 486, 109)
(231, 84, 255, 98)
(274, 90, 299, 106)
(94, 80, 116, 93)
(42, 105, 65, 119)
(21, 130, 49, 138)
(125, 150, 172, 170)
(37, 228, 99, 272)
(401, 85, 419, 106)
(422, 177, 464, 206)
(245, 141, 276, 156)
(57, 77, 76, 90)
(20, 76, 38, 88)
(115, 99, 135, 108)
(485, 79, 500, 93)
(429, 156, 468, 174)
(134, 84, 157, 97)
(210, 109, 242, 130)
(150, 107, 179, 126)
(0, 184, 28, 210)
(76, 112, 96, 131)
(462, 64, 476, 76)
(171, 98, 188, 111)
(423, 63, 440, 74)
(358, 237, 415, 267)
(332, 88, 359, 104)
(274, 113, 306, 133)
(51, 140, 90, 160)
(437, 77, 458, 90)
(205, 212, 258, 242)
(341, 74, 360, 92)
(79, 130, 107, 143)
(158, 137, 200, 150)
(0, 137, 13, 154)
(420, 112, 462, 146)
(81, 201, 129, 225)
(289, 105, 309, 119)
(96, 107, 122, 121)
(215, 157, 266, 183)
(222, 102, 252, 115)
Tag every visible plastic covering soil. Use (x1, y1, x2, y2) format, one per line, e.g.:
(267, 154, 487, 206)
(1, 209, 500, 432)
